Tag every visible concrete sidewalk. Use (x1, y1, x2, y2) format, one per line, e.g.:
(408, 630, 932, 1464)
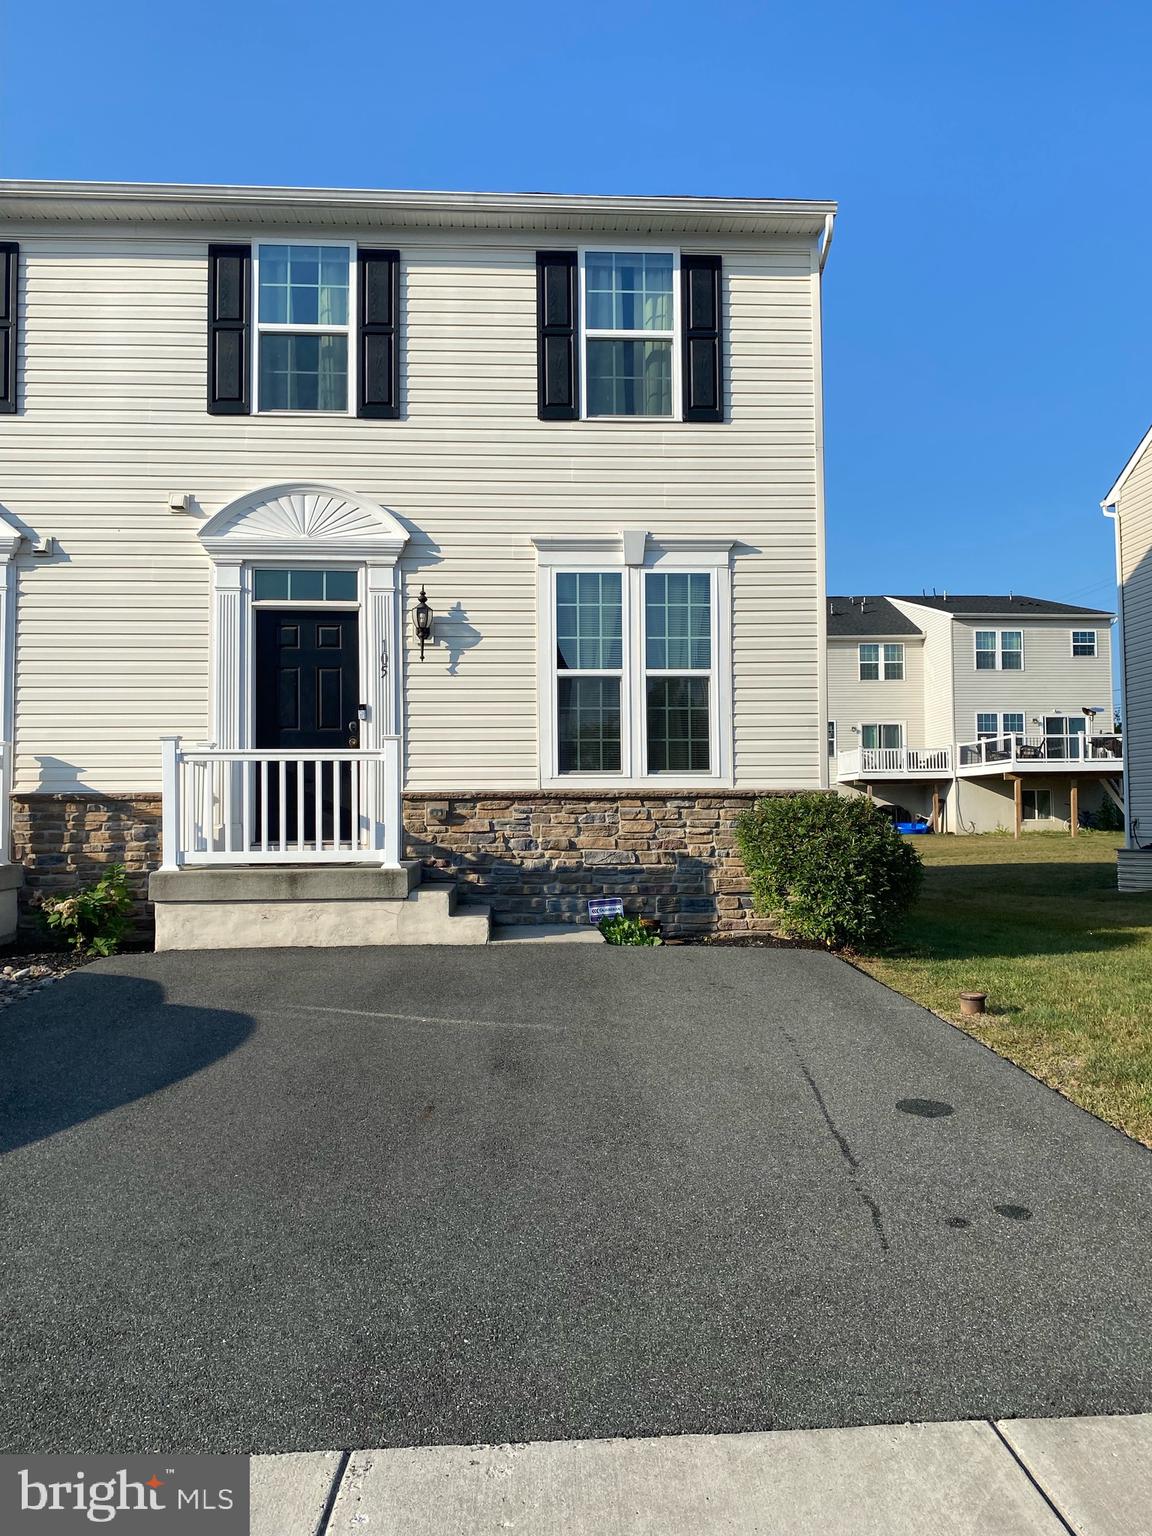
(250, 1413, 1152, 1534)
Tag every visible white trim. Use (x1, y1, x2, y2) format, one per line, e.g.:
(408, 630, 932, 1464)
(577, 246, 681, 422)
(251, 238, 357, 417)
(200, 484, 407, 757)
(973, 627, 1025, 672)
(535, 535, 734, 789)
(1103, 420, 1152, 506)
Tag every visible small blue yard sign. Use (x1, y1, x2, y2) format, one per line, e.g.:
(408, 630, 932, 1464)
(588, 897, 624, 924)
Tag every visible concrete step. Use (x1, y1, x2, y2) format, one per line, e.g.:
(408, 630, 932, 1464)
(149, 862, 490, 949)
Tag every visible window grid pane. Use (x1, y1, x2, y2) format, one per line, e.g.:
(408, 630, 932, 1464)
(975, 630, 997, 670)
(1072, 630, 1096, 656)
(645, 572, 711, 670)
(258, 244, 349, 327)
(859, 643, 880, 681)
(254, 568, 358, 601)
(556, 572, 623, 670)
(558, 677, 621, 773)
(587, 339, 672, 417)
(646, 678, 710, 773)
(1003, 712, 1024, 736)
(882, 643, 904, 680)
(1000, 631, 1023, 671)
(585, 251, 674, 332)
(259, 333, 348, 412)
(976, 713, 998, 738)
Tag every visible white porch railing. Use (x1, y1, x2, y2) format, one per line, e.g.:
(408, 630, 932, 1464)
(837, 745, 952, 778)
(160, 737, 402, 868)
(956, 734, 1124, 769)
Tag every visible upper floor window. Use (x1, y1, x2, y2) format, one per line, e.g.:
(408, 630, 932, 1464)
(255, 243, 352, 413)
(859, 642, 904, 680)
(975, 629, 1023, 670)
(582, 251, 676, 418)
(1071, 630, 1097, 657)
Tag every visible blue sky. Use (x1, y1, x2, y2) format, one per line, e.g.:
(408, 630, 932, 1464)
(1, 0, 1145, 612)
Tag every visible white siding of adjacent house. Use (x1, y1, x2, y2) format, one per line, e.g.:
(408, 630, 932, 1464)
(826, 636, 926, 753)
(1113, 450, 1152, 845)
(2, 228, 824, 794)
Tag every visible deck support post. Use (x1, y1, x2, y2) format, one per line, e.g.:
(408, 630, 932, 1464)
(1070, 778, 1079, 838)
(1004, 772, 1022, 840)
(931, 784, 942, 834)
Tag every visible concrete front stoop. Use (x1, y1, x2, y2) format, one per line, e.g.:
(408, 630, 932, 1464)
(148, 861, 490, 951)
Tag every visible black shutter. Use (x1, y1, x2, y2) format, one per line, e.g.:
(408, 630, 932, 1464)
(207, 244, 250, 414)
(358, 249, 400, 419)
(681, 255, 723, 422)
(0, 243, 18, 414)
(537, 251, 578, 420)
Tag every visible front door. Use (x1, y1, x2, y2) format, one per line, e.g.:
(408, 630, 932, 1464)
(254, 611, 360, 845)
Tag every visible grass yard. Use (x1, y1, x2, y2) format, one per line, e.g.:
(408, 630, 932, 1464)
(854, 832, 1152, 1146)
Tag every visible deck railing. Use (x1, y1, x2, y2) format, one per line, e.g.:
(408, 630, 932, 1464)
(956, 734, 1124, 769)
(836, 745, 952, 778)
(159, 737, 402, 868)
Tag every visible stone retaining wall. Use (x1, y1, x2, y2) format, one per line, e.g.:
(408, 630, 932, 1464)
(11, 789, 783, 939)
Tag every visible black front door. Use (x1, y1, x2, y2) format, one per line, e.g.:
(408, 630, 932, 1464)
(255, 611, 360, 846)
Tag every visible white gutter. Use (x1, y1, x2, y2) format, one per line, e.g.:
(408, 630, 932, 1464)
(1101, 498, 1132, 846)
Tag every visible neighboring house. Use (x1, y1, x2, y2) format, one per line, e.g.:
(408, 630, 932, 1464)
(1103, 428, 1152, 890)
(0, 180, 836, 945)
(828, 595, 1121, 835)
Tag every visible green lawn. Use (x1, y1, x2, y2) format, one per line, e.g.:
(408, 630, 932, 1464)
(854, 832, 1152, 1146)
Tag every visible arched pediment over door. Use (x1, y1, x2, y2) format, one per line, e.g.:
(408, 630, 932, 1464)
(198, 484, 408, 751)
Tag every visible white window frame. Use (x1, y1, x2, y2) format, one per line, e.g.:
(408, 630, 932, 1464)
(828, 720, 837, 757)
(252, 238, 357, 417)
(975, 711, 1025, 739)
(858, 721, 905, 750)
(578, 246, 681, 422)
(858, 643, 880, 681)
(1071, 629, 1097, 657)
(534, 533, 733, 787)
(974, 628, 1025, 671)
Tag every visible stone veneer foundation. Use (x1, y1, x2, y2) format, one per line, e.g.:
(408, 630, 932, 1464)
(12, 790, 785, 939)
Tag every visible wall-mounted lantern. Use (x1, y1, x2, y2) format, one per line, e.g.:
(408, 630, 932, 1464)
(413, 585, 434, 661)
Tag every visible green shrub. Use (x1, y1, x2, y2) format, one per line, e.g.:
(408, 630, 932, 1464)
(41, 864, 135, 956)
(599, 914, 662, 946)
(735, 794, 922, 950)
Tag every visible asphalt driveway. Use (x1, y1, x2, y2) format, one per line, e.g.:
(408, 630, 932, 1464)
(2, 944, 1151, 1454)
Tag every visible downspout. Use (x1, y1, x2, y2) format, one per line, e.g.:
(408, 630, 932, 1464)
(1101, 499, 1132, 847)
(819, 212, 836, 274)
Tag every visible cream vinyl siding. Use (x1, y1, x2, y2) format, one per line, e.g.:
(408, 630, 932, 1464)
(888, 601, 956, 747)
(4, 229, 822, 793)
(826, 637, 925, 750)
(947, 617, 1113, 743)
(1114, 449, 1152, 840)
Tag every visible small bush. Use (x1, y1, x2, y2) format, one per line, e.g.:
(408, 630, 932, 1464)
(735, 794, 922, 950)
(599, 914, 662, 946)
(41, 864, 135, 956)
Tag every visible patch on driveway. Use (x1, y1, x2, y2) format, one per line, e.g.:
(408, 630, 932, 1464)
(1, 946, 1150, 1454)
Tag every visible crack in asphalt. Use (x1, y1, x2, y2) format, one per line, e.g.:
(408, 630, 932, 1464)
(782, 1029, 891, 1253)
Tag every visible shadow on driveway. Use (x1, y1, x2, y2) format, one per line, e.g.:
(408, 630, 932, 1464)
(0, 969, 254, 1155)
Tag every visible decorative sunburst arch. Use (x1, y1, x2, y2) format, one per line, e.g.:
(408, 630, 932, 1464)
(200, 484, 408, 752)
(199, 483, 408, 561)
